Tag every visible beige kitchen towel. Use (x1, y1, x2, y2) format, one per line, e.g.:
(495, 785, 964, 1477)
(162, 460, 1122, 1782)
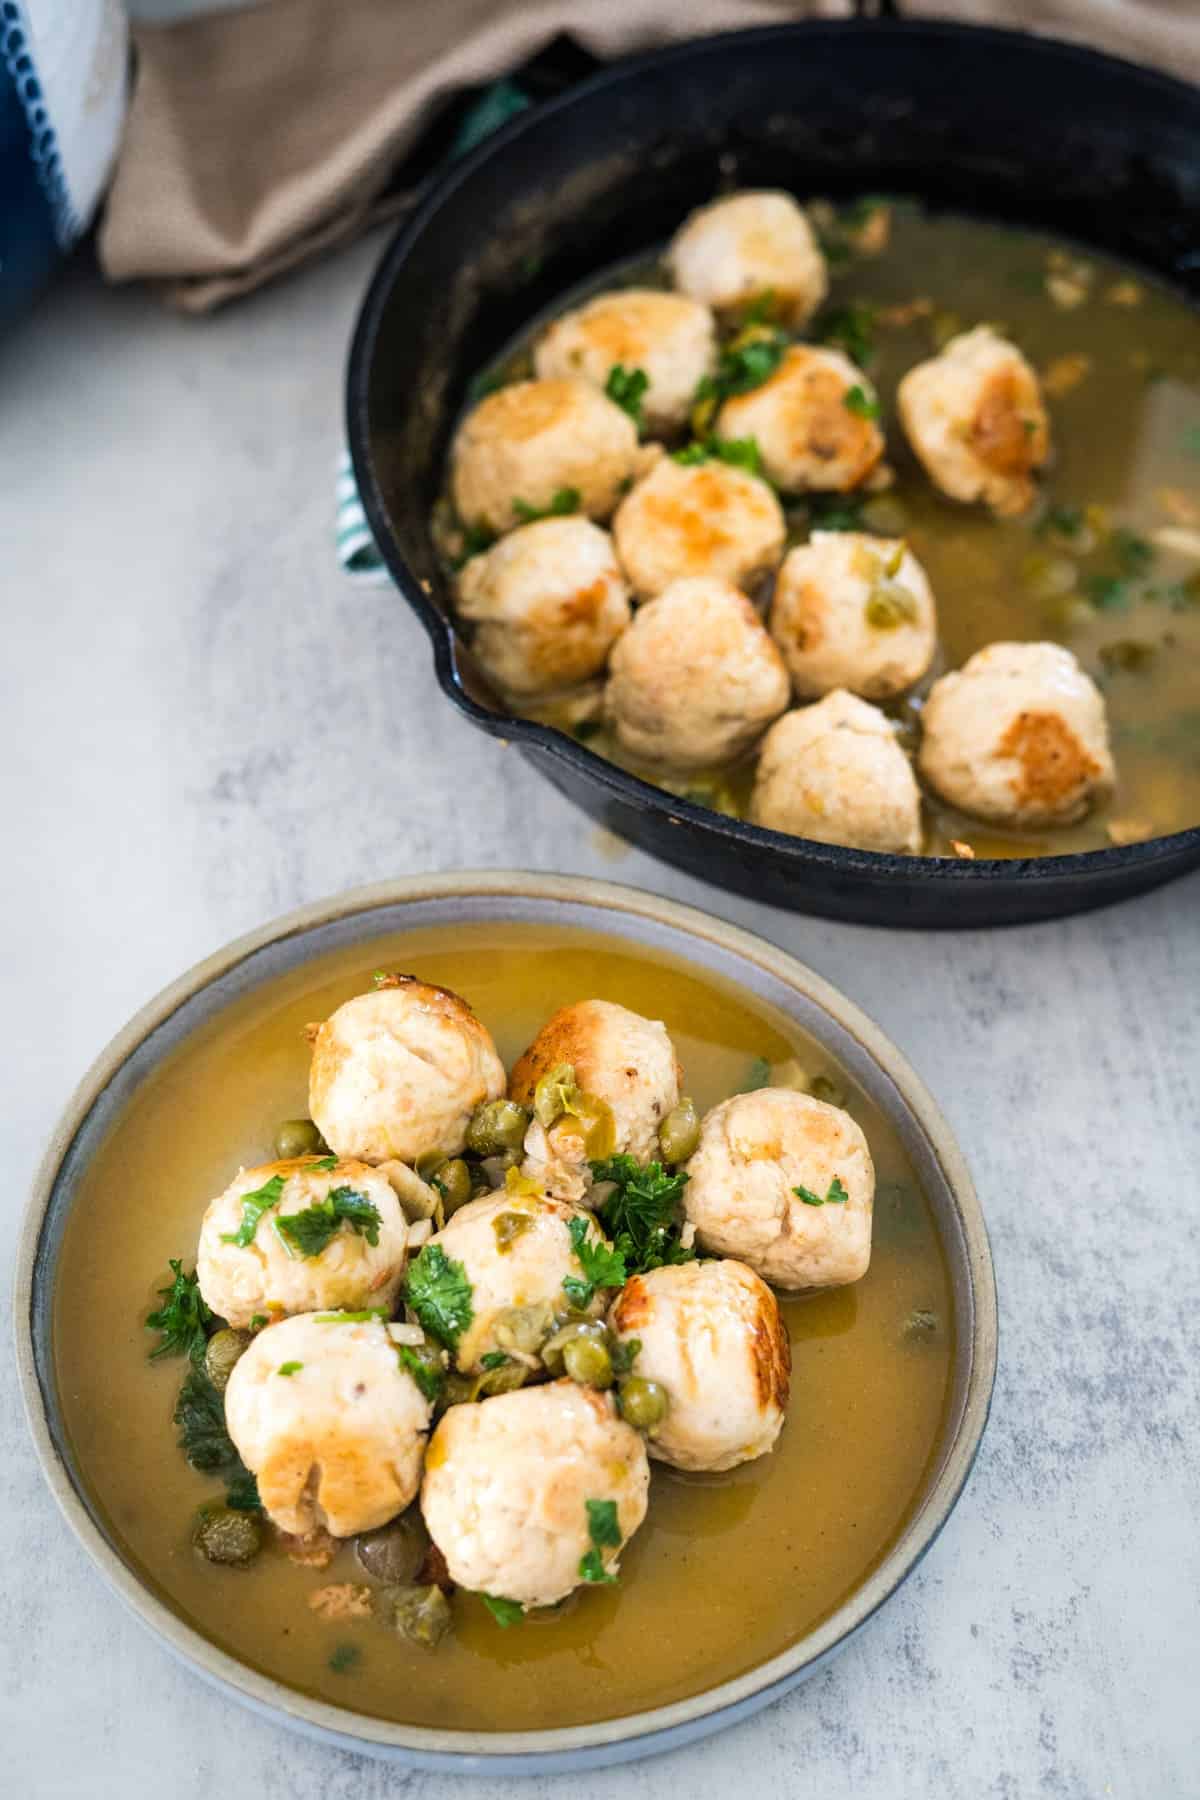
(98, 0, 1199, 312)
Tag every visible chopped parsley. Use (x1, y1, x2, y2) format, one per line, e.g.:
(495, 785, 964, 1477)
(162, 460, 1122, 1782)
(605, 363, 650, 429)
(314, 1308, 389, 1323)
(805, 496, 866, 533)
(817, 301, 876, 368)
(671, 434, 764, 477)
(481, 1593, 525, 1627)
(277, 1361, 303, 1377)
(146, 1260, 212, 1365)
(1038, 503, 1083, 539)
(1112, 527, 1154, 574)
(611, 1335, 641, 1376)
(793, 1175, 850, 1207)
(404, 1243, 474, 1347)
(329, 1643, 360, 1673)
(1084, 573, 1129, 612)
(843, 384, 880, 420)
(480, 1350, 509, 1370)
(220, 1174, 285, 1248)
(273, 1186, 382, 1258)
(512, 486, 580, 525)
(715, 326, 788, 396)
(578, 1497, 621, 1584)
(590, 1156, 693, 1275)
(396, 1342, 445, 1402)
(249, 1313, 268, 1330)
(453, 520, 495, 568)
(311, 1155, 339, 1173)
(173, 1365, 261, 1510)
(562, 1215, 627, 1310)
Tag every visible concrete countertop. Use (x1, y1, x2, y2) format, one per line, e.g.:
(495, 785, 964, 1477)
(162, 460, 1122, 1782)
(2, 239, 1197, 1800)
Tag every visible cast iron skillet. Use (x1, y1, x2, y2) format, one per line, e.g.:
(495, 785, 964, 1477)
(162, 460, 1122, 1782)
(347, 19, 1200, 927)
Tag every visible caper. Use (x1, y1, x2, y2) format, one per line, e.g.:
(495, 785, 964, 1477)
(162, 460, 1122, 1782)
(494, 1301, 555, 1355)
(541, 1319, 606, 1374)
(432, 1157, 472, 1213)
(659, 1097, 700, 1165)
(562, 1334, 613, 1389)
(465, 1098, 530, 1156)
(193, 1504, 262, 1566)
(204, 1327, 252, 1393)
(438, 1371, 477, 1413)
(493, 1210, 534, 1253)
(532, 1062, 576, 1129)
(864, 582, 918, 631)
(617, 1375, 669, 1432)
(809, 1073, 847, 1108)
(474, 1357, 529, 1399)
(356, 1512, 427, 1584)
(378, 1582, 453, 1649)
(274, 1118, 327, 1160)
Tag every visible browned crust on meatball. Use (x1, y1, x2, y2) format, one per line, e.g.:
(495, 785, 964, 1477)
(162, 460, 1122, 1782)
(638, 468, 762, 567)
(609, 1274, 653, 1334)
(999, 709, 1101, 812)
(779, 356, 883, 483)
(468, 380, 580, 443)
(751, 1286, 792, 1413)
(969, 367, 1047, 477)
(781, 580, 826, 652)
(508, 1003, 681, 1105)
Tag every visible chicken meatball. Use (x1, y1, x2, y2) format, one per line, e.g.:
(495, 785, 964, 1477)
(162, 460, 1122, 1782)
(612, 455, 785, 601)
(769, 531, 937, 700)
(450, 378, 641, 536)
(684, 1087, 874, 1289)
(609, 1259, 790, 1471)
(509, 997, 682, 1198)
(455, 516, 631, 702)
(897, 326, 1050, 516)
(421, 1381, 649, 1608)
(196, 1157, 409, 1328)
(605, 576, 790, 769)
(422, 1190, 611, 1373)
(225, 1313, 432, 1536)
(918, 640, 1114, 828)
(751, 692, 922, 854)
(533, 289, 717, 436)
(716, 345, 886, 494)
(666, 190, 828, 329)
(309, 975, 505, 1166)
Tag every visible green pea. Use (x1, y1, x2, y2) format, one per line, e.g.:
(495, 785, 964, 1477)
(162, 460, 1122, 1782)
(432, 1158, 472, 1214)
(563, 1334, 613, 1389)
(465, 1099, 531, 1157)
(274, 1118, 327, 1160)
(193, 1504, 262, 1566)
(379, 1582, 453, 1649)
(541, 1319, 607, 1375)
(356, 1513, 427, 1584)
(204, 1328, 252, 1393)
(659, 1097, 700, 1164)
(617, 1376, 669, 1432)
(533, 1062, 576, 1129)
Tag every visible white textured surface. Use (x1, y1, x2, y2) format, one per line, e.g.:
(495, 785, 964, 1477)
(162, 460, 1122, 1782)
(1, 242, 1198, 1799)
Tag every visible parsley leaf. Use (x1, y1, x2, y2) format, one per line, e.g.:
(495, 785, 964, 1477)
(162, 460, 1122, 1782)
(605, 363, 650, 429)
(480, 1350, 509, 1370)
(329, 1643, 360, 1673)
(562, 1215, 627, 1310)
(311, 1155, 339, 1172)
(481, 1593, 525, 1627)
(793, 1175, 850, 1207)
(274, 1186, 382, 1258)
(220, 1174, 286, 1248)
(277, 1361, 303, 1376)
(1085, 573, 1129, 611)
(715, 326, 788, 396)
(843, 384, 880, 420)
(672, 435, 764, 478)
(405, 1243, 474, 1347)
(512, 486, 580, 525)
(586, 1498, 621, 1548)
(579, 1548, 617, 1585)
(817, 302, 877, 369)
(452, 520, 496, 568)
(1112, 527, 1154, 575)
(146, 1260, 212, 1365)
(611, 1335, 641, 1376)
(590, 1156, 692, 1275)
(739, 1055, 772, 1092)
(173, 1365, 261, 1510)
(397, 1342, 445, 1402)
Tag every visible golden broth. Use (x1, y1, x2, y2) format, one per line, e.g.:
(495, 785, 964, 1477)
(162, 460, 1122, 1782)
(448, 205, 1200, 859)
(54, 924, 954, 1731)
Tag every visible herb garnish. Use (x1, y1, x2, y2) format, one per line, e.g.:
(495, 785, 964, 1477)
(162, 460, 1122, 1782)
(589, 1156, 693, 1275)
(329, 1643, 360, 1673)
(739, 1055, 772, 1092)
(397, 1342, 445, 1402)
(453, 520, 495, 568)
(843, 384, 880, 421)
(146, 1260, 212, 1365)
(793, 1175, 850, 1207)
(173, 1365, 261, 1510)
(314, 1308, 389, 1323)
(611, 1336, 641, 1376)
(562, 1216, 627, 1310)
(818, 301, 877, 369)
(249, 1313, 269, 1330)
(404, 1243, 474, 1347)
(220, 1174, 285, 1248)
(274, 1186, 382, 1258)
(605, 363, 650, 429)
(512, 486, 580, 525)
(481, 1594, 525, 1627)
(311, 1155, 339, 1173)
(277, 1361, 303, 1376)
(480, 1350, 509, 1370)
(672, 435, 764, 478)
(579, 1497, 621, 1584)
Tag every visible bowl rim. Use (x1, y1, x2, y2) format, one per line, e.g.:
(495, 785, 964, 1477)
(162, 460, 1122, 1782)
(15, 869, 997, 1767)
(345, 16, 1200, 895)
